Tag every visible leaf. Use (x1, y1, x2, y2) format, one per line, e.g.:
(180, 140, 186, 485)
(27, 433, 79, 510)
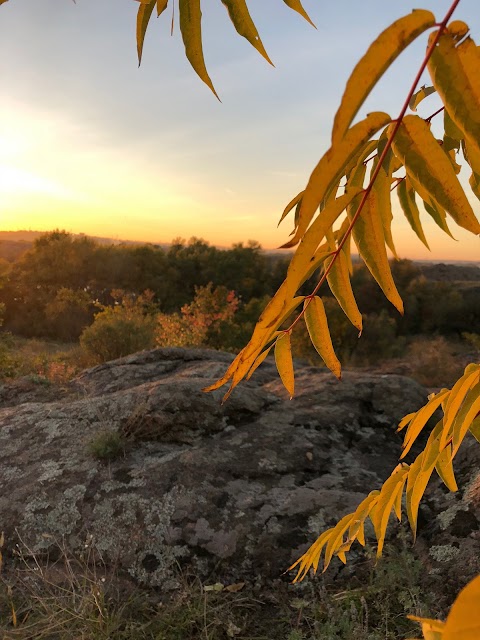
(289, 529, 333, 582)
(443, 574, 480, 640)
(409, 85, 437, 112)
(137, 0, 157, 65)
(221, 0, 273, 65)
(284, 112, 391, 248)
(224, 582, 245, 593)
(371, 137, 398, 259)
(444, 109, 463, 142)
(279, 191, 304, 227)
(179, 0, 219, 99)
(282, 0, 315, 27)
(350, 182, 404, 314)
(441, 366, 480, 448)
(246, 343, 274, 380)
(332, 10, 435, 144)
(371, 465, 409, 557)
(348, 491, 380, 545)
(390, 115, 480, 235)
(470, 416, 480, 443)
(275, 333, 294, 397)
(408, 422, 443, 539)
(304, 296, 341, 379)
(427, 30, 480, 153)
(401, 388, 449, 459)
(397, 178, 430, 249)
(451, 383, 480, 455)
(435, 445, 457, 492)
(326, 251, 362, 332)
(323, 514, 354, 572)
(408, 615, 445, 640)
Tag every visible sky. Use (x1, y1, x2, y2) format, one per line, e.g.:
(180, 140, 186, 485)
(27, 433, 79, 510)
(0, 0, 479, 261)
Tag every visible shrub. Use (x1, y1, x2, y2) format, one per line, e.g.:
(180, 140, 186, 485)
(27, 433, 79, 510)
(80, 291, 156, 364)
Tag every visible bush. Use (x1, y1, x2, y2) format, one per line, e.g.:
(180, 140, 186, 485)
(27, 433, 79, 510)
(80, 291, 156, 364)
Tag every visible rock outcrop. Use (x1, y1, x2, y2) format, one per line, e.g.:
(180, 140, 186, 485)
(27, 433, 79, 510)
(0, 348, 478, 603)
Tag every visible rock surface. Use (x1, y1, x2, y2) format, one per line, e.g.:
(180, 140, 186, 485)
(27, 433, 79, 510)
(0, 348, 478, 602)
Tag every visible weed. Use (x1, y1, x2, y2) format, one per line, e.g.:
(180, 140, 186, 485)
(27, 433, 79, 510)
(87, 429, 126, 461)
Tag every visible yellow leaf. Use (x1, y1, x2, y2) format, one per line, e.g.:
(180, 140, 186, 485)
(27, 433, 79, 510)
(350, 184, 404, 314)
(332, 10, 435, 144)
(443, 574, 480, 640)
(179, 0, 219, 99)
(469, 416, 480, 443)
(371, 465, 409, 557)
(390, 115, 480, 235)
(409, 85, 437, 112)
(397, 410, 417, 433)
(284, 112, 391, 248)
(451, 383, 480, 455)
(371, 137, 399, 259)
(323, 514, 354, 572)
(221, 0, 273, 65)
(279, 190, 304, 227)
(397, 178, 430, 250)
(275, 333, 295, 397)
(348, 491, 381, 544)
(427, 29, 480, 155)
(408, 615, 445, 640)
(304, 296, 341, 378)
(401, 389, 450, 459)
(444, 109, 463, 144)
(326, 251, 362, 332)
(289, 529, 333, 582)
(246, 343, 274, 380)
(435, 445, 458, 492)
(282, 0, 316, 28)
(441, 367, 480, 448)
(137, 0, 157, 65)
(408, 422, 443, 538)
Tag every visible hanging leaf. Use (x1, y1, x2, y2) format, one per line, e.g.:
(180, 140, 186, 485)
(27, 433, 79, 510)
(371, 137, 398, 258)
(442, 366, 479, 446)
(390, 115, 480, 235)
(179, 0, 219, 99)
(350, 184, 404, 314)
(450, 383, 480, 455)
(326, 251, 363, 332)
(397, 178, 430, 249)
(444, 109, 463, 142)
(304, 296, 341, 378)
(332, 10, 435, 144)
(427, 29, 480, 151)
(284, 112, 391, 248)
(282, 0, 315, 27)
(370, 464, 409, 557)
(274, 333, 295, 397)
(443, 575, 480, 640)
(323, 514, 353, 571)
(400, 388, 449, 459)
(137, 0, 157, 65)
(435, 445, 458, 492)
(409, 85, 437, 112)
(278, 190, 304, 227)
(221, 0, 273, 65)
(246, 343, 274, 380)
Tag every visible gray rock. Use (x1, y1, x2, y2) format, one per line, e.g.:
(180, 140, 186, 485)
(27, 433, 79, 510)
(0, 347, 474, 596)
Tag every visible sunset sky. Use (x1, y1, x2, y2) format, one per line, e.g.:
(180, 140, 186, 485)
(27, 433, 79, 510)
(0, 0, 479, 260)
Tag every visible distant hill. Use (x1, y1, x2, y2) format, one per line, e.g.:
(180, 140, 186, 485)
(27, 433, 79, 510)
(0, 231, 478, 284)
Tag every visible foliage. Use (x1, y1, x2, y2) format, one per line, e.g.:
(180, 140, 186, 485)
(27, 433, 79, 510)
(134, 0, 314, 97)
(80, 290, 157, 364)
(88, 429, 126, 461)
(194, 3, 480, 636)
(155, 282, 239, 348)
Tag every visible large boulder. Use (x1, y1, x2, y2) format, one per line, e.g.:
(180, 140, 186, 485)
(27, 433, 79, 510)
(0, 348, 477, 600)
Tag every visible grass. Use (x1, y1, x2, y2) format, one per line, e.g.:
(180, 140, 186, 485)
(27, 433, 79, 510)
(0, 536, 437, 640)
(0, 335, 84, 385)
